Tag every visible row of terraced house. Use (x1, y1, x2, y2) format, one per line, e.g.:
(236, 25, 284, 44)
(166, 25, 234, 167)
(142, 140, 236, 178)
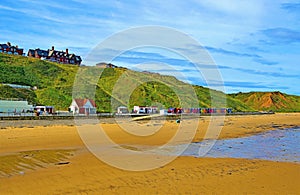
(0, 42, 82, 65)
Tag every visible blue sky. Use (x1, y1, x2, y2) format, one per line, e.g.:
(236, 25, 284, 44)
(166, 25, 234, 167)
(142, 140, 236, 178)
(0, 0, 299, 95)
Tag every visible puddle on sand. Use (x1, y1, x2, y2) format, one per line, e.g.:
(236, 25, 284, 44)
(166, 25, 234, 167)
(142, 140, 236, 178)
(182, 128, 300, 163)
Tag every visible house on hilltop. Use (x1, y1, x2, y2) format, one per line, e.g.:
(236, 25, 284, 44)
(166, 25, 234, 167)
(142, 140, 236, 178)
(28, 48, 49, 59)
(96, 62, 118, 68)
(69, 98, 96, 115)
(0, 42, 24, 55)
(27, 46, 82, 65)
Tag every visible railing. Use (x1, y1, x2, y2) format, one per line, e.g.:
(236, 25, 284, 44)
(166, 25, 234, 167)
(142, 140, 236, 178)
(0, 111, 275, 121)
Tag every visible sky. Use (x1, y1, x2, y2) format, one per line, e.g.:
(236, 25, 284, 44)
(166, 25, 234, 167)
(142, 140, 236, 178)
(0, 0, 299, 95)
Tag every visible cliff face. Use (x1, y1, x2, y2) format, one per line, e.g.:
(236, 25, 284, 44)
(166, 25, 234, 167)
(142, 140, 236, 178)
(230, 91, 300, 112)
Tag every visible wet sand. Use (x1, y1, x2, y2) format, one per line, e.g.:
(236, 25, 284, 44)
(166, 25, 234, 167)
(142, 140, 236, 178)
(0, 113, 299, 194)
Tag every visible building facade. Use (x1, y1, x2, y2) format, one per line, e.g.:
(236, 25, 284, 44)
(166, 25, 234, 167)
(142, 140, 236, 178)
(0, 100, 33, 113)
(0, 42, 24, 55)
(27, 46, 82, 65)
(69, 99, 97, 115)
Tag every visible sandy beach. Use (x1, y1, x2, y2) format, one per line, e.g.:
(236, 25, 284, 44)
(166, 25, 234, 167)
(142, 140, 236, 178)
(0, 113, 299, 194)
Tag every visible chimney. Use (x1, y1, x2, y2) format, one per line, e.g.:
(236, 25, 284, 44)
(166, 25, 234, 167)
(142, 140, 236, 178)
(66, 48, 68, 55)
(52, 46, 54, 50)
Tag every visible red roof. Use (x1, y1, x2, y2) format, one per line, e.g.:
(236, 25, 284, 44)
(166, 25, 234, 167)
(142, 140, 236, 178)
(74, 99, 96, 107)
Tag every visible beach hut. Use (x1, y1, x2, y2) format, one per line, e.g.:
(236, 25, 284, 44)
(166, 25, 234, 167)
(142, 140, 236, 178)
(133, 106, 158, 114)
(117, 106, 129, 114)
(34, 106, 55, 115)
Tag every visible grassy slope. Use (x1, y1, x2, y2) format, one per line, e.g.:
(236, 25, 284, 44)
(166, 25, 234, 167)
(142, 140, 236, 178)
(0, 84, 37, 104)
(0, 53, 276, 112)
(0, 53, 77, 109)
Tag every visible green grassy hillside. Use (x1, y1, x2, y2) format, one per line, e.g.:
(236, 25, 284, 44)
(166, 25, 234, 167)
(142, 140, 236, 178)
(0, 84, 37, 104)
(0, 53, 283, 112)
